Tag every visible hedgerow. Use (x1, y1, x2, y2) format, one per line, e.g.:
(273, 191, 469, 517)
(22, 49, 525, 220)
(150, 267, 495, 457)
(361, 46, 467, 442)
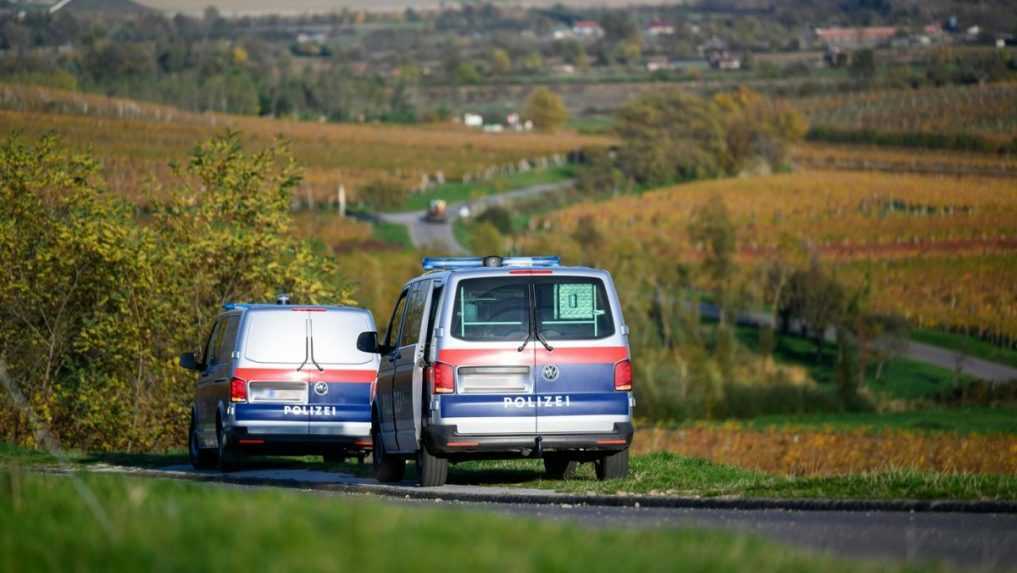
(0, 132, 351, 451)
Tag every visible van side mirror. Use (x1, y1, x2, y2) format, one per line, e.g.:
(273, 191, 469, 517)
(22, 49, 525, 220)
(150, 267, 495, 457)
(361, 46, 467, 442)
(179, 352, 201, 371)
(357, 331, 381, 354)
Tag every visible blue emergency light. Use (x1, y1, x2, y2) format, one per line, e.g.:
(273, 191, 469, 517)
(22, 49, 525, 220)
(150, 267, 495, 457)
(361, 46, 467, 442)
(422, 256, 560, 271)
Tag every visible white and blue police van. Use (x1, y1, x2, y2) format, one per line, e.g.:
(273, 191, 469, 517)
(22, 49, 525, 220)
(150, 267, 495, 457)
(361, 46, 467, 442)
(356, 256, 633, 486)
(180, 298, 380, 470)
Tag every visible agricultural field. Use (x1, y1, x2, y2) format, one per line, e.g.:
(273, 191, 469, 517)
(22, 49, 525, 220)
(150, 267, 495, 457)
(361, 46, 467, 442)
(133, 0, 705, 15)
(523, 170, 1017, 342)
(793, 142, 1017, 177)
(796, 82, 1017, 150)
(0, 84, 606, 207)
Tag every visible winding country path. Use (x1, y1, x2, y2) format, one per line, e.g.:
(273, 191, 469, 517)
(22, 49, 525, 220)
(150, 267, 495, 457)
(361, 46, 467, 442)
(378, 180, 574, 254)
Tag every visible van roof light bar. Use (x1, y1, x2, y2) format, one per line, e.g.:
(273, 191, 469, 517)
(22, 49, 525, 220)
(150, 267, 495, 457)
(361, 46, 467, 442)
(222, 303, 248, 311)
(422, 256, 560, 271)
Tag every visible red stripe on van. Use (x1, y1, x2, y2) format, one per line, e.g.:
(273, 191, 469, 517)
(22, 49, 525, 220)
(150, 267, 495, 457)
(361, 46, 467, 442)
(439, 347, 626, 366)
(438, 349, 534, 367)
(233, 368, 375, 383)
(535, 347, 628, 363)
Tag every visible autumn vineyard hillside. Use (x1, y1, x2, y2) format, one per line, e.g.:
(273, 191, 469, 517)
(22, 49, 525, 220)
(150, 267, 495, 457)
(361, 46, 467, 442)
(523, 171, 1017, 345)
(0, 83, 608, 207)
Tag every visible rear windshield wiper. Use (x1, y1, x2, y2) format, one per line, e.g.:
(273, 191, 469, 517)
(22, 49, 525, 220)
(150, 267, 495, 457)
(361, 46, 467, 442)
(308, 336, 324, 371)
(297, 319, 324, 372)
(297, 337, 310, 371)
(535, 330, 554, 352)
(516, 331, 531, 352)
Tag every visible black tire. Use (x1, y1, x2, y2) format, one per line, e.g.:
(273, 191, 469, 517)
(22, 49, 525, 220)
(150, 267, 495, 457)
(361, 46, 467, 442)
(416, 444, 448, 487)
(188, 413, 217, 470)
(595, 448, 629, 481)
(323, 450, 347, 464)
(216, 417, 240, 473)
(372, 422, 405, 483)
(543, 455, 578, 480)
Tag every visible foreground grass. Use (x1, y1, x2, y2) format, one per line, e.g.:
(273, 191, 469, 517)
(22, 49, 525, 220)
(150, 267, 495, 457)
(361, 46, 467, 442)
(735, 408, 1017, 435)
(0, 469, 925, 573)
(454, 453, 1017, 500)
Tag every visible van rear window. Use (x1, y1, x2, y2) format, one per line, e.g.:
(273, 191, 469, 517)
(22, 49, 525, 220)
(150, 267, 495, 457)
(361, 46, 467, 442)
(451, 276, 615, 342)
(451, 278, 530, 342)
(244, 311, 375, 365)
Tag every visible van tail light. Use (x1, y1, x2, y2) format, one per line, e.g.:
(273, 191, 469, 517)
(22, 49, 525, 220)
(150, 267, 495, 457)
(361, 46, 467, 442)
(427, 362, 455, 394)
(614, 359, 632, 391)
(230, 377, 248, 402)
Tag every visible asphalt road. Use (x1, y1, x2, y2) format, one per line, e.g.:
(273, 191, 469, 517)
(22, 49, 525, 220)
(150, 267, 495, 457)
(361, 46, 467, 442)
(437, 499, 1017, 572)
(377, 179, 574, 254)
(90, 463, 1017, 572)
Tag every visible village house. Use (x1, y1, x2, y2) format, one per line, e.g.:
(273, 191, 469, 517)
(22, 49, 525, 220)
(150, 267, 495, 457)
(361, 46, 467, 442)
(645, 21, 675, 37)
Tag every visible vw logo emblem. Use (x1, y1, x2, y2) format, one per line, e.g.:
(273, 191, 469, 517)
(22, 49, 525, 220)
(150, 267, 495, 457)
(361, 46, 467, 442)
(313, 382, 329, 396)
(542, 364, 560, 382)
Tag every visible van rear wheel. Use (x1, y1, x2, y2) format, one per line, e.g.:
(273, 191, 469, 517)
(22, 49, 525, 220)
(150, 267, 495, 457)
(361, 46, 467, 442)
(543, 456, 578, 480)
(323, 450, 347, 464)
(216, 418, 240, 473)
(188, 414, 217, 470)
(416, 445, 448, 487)
(595, 448, 629, 481)
(372, 425, 405, 483)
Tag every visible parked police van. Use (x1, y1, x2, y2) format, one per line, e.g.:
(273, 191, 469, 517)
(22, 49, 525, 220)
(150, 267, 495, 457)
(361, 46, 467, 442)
(357, 256, 633, 487)
(180, 298, 380, 470)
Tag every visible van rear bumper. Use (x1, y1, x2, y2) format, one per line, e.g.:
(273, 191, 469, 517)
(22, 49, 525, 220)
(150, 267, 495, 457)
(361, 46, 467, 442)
(423, 422, 634, 458)
(226, 422, 372, 454)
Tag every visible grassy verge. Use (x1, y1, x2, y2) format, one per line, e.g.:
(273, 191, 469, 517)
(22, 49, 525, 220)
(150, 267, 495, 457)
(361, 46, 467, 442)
(912, 328, 1017, 370)
(0, 469, 920, 573)
(5, 441, 1012, 502)
(736, 326, 974, 400)
(452, 453, 1017, 500)
(452, 217, 472, 252)
(730, 407, 1017, 435)
(392, 165, 574, 212)
(371, 220, 412, 249)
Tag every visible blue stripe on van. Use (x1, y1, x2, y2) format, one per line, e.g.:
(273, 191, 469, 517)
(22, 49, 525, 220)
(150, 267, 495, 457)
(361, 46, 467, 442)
(440, 392, 628, 418)
(536, 363, 615, 393)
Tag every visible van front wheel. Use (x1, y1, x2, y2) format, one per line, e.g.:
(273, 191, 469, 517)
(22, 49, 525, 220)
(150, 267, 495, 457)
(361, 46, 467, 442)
(416, 445, 448, 487)
(372, 426, 405, 483)
(595, 448, 629, 481)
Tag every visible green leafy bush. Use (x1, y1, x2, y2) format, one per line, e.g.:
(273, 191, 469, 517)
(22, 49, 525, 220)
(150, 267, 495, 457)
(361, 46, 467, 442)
(0, 132, 351, 452)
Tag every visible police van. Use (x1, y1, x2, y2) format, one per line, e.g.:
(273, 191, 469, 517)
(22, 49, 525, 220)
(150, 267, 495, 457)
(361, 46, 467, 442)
(357, 256, 633, 487)
(180, 298, 380, 470)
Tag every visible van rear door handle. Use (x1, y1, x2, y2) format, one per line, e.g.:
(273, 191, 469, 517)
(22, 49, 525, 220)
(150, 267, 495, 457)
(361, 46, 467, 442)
(214, 378, 227, 384)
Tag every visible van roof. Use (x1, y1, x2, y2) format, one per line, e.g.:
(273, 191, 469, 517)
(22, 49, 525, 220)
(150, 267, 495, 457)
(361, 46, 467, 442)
(221, 303, 369, 314)
(410, 264, 609, 288)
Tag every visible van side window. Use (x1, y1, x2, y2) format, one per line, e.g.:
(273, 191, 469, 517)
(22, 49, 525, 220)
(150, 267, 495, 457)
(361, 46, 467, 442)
(384, 290, 409, 350)
(399, 281, 429, 348)
(216, 316, 240, 365)
(200, 320, 221, 367)
(208, 320, 227, 366)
